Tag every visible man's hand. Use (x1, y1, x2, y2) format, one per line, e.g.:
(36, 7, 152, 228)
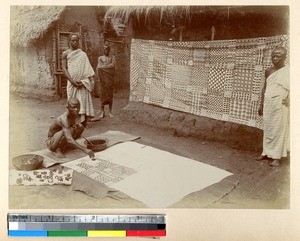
(76, 81, 83, 88)
(69, 78, 77, 87)
(282, 97, 289, 107)
(86, 149, 95, 159)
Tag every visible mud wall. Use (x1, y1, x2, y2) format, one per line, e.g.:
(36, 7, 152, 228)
(121, 101, 263, 151)
(10, 30, 56, 101)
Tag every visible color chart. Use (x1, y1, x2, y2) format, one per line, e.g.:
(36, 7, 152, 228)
(8, 214, 166, 237)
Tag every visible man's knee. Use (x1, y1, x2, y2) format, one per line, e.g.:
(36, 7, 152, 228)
(77, 123, 84, 133)
(46, 138, 57, 152)
(72, 124, 84, 139)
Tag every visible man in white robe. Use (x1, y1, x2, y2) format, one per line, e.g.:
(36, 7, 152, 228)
(257, 47, 289, 167)
(62, 33, 95, 127)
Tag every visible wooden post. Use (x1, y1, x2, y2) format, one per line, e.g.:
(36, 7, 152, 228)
(211, 26, 216, 41)
(52, 28, 60, 97)
(178, 26, 184, 42)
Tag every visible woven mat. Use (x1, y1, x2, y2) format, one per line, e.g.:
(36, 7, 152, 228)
(31, 131, 140, 168)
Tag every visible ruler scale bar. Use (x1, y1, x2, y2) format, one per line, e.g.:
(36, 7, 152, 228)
(8, 214, 165, 223)
(8, 214, 166, 237)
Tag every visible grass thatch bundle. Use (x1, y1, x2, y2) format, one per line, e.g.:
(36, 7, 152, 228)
(10, 6, 67, 47)
(105, 5, 192, 23)
(105, 5, 289, 24)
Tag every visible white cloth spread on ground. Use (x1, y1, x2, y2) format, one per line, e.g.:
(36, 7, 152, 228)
(130, 35, 289, 129)
(67, 49, 95, 117)
(62, 142, 232, 208)
(262, 65, 289, 159)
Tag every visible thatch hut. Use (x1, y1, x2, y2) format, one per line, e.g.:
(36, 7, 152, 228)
(104, 5, 289, 151)
(105, 5, 288, 40)
(10, 6, 107, 100)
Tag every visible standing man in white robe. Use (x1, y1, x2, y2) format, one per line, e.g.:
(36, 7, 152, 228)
(257, 47, 289, 167)
(62, 33, 95, 128)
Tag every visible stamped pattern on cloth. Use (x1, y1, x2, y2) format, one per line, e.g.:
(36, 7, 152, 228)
(65, 159, 136, 186)
(10, 169, 73, 186)
(130, 35, 289, 130)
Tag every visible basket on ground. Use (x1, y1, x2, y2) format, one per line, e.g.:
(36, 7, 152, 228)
(12, 154, 44, 171)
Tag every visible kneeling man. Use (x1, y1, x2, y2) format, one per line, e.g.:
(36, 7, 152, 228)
(46, 97, 95, 159)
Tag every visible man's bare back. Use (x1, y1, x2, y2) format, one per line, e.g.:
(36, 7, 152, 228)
(48, 112, 75, 138)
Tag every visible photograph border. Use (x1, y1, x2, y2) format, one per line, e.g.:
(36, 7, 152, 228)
(2, 0, 300, 240)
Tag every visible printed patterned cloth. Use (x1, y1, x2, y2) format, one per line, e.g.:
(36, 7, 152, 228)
(130, 35, 289, 129)
(9, 169, 73, 186)
(62, 142, 233, 208)
(63, 158, 136, 187)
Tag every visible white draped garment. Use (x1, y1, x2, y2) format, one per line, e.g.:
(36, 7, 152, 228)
(262, 65, 289, 159)
(66, 49, 95, 117)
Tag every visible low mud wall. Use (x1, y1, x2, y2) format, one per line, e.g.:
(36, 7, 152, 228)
(120, 101, 263, 152)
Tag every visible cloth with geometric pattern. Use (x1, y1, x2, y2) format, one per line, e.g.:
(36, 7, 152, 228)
(130, 35, 289, 129)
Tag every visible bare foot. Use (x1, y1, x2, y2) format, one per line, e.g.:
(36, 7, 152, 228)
(255, 155, 267, 161)
(81, 121, 90, 128)
(51, 148, 66, 158)
(109, 113, 114, 117)
(89, 117, 101, 122)
(269, 159, 280, 167)
(99, 112, 104, 118)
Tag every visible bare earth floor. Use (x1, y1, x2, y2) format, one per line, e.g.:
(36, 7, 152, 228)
(9, 90, 289, 209)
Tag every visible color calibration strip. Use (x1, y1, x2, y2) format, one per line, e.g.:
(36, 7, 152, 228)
(8, 214, 166, 237)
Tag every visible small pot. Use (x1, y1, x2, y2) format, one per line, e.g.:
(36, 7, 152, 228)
(84, 138, 107, 152)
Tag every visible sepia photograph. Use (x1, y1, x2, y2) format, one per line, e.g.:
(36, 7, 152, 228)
(2, 0, 300, 239)
(8, 5, 291, 210)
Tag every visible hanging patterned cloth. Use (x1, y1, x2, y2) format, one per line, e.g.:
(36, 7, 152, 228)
(130, 35, 289, 129)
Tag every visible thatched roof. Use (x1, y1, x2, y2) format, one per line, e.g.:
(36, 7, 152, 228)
(105, 5, 288, 38)
(105, 5, 288, 22)
(105, 6, 192, 23)
(10, 6, 68, 47)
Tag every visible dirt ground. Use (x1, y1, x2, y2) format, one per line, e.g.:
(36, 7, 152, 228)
(9, 90, 289, 209)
